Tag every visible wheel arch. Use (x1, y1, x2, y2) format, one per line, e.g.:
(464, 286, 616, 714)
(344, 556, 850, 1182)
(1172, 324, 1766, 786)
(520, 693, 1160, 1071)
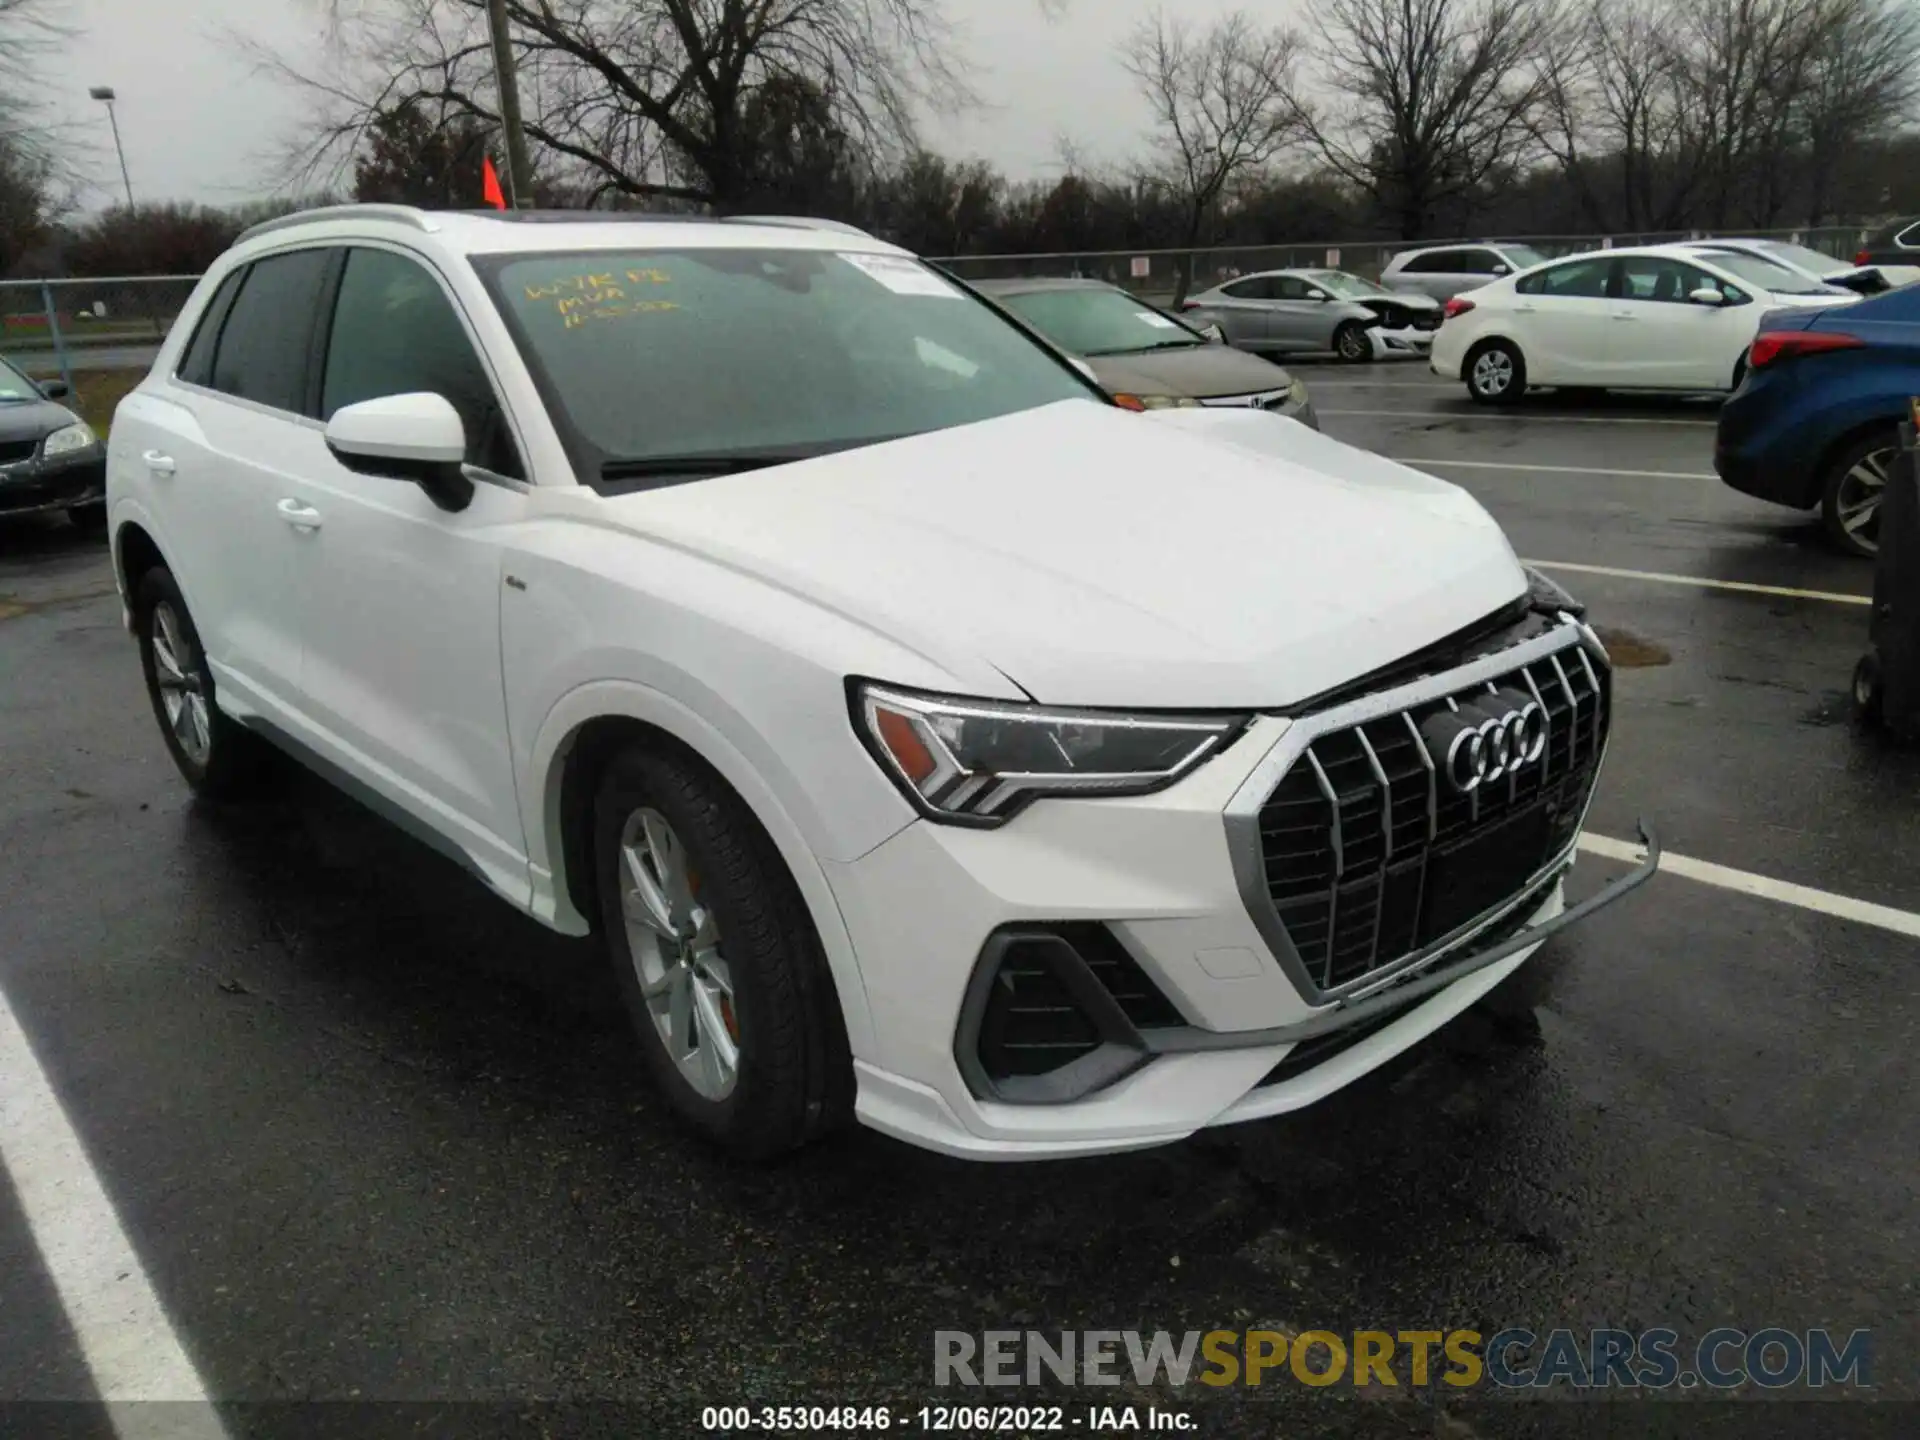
(111, 518, 168, 624)
(532, 684, 880, 1061)
(1808, 415, 1904, 511)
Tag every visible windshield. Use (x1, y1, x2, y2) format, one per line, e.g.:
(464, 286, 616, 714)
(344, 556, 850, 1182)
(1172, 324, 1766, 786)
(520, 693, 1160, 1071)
(476, 247, 1097, 483)
(0, 354, 38, 402)
(996, 286, 1203, 356)
(1502, 245, 1550, 270)
(1305, 271, 1390, 299)
(1755, 241, 1847, 276)
(1702, 251, 1835, 296)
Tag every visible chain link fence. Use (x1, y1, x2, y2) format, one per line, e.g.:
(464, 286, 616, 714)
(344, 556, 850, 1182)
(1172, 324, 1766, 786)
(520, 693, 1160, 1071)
(931, 226, 1877, 306)
(0, 275, 201, 392)
(0, 224, 1884, 385)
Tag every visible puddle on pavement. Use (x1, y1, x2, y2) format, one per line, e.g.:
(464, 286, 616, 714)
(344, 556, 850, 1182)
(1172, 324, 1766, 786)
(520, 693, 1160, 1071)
(1592, 626, 1671, 668)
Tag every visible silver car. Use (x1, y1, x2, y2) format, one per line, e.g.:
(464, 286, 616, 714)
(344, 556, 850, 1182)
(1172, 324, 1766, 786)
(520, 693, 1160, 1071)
(1379, 242, 1551, 301)
(1180, 269, 1442, 362)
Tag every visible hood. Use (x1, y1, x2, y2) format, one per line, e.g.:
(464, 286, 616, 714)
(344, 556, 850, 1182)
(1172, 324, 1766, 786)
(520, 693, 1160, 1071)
(603, 400, 1526, 709)
(1086, 344, 1295, 400)
(1366, 289, 1441, 312)
(0, 397, 78, 445)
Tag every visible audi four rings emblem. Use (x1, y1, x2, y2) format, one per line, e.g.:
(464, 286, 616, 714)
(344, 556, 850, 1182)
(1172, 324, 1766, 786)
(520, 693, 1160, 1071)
(1419, 692, 1548, 794)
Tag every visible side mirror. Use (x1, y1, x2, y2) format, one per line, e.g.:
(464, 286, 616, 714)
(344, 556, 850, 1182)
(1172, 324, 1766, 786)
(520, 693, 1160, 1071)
(1688, 286, 1726, 306)
(1491, 264, 1510, 276)
(324, 392, 474, 512)
(1306, 290, 1330, 302)
(37, 379, 70, 400)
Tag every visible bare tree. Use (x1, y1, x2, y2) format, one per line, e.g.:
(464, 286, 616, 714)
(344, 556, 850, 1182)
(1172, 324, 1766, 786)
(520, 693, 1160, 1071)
(258, 0, 968, 207)
(0, 0, 75, 152)
(1796, 0, 1920, 224)
(1121, 9, 1300, 303)
(1533, 0, 1708, 231)
(1297, 0, 1558, 240)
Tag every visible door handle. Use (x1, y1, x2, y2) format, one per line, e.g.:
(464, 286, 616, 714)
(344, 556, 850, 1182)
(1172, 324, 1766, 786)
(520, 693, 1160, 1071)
(1514, 304, 1538, 314)
(276, 498, 323, 532)
(1611, 312, 1638, 321)
(142, 450, 176, 477)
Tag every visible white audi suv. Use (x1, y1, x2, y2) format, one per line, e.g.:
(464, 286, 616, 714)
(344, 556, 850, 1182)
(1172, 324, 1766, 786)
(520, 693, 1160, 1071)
(107, 206, 1656, 1159)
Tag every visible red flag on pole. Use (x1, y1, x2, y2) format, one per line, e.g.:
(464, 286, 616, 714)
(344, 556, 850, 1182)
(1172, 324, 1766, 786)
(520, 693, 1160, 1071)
(482, 156, 508, 210)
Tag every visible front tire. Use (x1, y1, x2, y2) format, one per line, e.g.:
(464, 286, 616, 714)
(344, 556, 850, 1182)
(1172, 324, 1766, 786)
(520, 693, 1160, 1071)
(1820, 427, 1898, 558)
(133, 567, 269, 799)
(592, 743, 852, 1159)
(1466, 340, 1526, 404)
(1332, 321, 1372, 363)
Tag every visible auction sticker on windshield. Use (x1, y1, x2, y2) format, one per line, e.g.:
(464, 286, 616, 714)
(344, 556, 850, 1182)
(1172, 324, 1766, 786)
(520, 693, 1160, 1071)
(840, 252, 961, 298)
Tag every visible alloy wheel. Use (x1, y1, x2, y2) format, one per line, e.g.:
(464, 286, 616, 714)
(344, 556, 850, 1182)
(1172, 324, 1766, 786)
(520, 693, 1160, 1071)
(1835, 447, 1891, 553)
(1336, 326, 1369, 361)
(151, 601, 212, 767)
(618, 806, 739, 1101)
(1472, 349, 1514, 397)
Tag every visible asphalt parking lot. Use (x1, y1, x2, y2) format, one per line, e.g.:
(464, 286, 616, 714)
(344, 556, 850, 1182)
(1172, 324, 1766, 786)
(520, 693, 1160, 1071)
(3, 361, 1917, 1439)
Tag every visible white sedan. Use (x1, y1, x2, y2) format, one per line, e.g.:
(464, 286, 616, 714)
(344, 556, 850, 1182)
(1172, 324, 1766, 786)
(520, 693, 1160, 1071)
(1431, 244, 1859, 403)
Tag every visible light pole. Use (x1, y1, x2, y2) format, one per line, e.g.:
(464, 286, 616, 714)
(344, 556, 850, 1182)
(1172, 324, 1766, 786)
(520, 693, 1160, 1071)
(88, 86, 135, 209)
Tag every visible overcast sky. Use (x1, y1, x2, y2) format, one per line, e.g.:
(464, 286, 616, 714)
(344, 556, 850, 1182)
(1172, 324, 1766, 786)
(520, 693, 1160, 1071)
(39, 0, 1278, 208)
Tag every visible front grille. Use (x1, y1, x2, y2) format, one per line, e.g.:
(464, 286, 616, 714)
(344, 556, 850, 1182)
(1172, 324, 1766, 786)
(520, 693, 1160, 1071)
(0, 438, 38, 465)
(1411, 313, 1440, 331)
(1257, 641, 1609, 994)
(974, 924, 1183, 1082)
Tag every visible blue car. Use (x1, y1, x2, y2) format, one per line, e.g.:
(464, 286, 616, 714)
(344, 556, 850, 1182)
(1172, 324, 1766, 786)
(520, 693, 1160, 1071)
(1716, 283, 1920, 556)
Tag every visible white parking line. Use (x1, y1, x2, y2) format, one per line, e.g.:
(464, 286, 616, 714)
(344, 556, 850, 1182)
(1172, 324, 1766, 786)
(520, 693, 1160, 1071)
(1581, 833, 1920, 941)
(0, 984, 226, 1436)
(1392, 457, 1716, 480)
(1323, 408, 1716, 427)
(1525, 559, 1870, 607)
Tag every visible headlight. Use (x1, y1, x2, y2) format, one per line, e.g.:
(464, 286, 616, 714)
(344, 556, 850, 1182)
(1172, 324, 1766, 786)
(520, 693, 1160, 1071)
(1112, 393, 1201, 411)
(853, 682, 1246, 825)
(1288, 377, 1309, 406)
(42, 422, 98, 458)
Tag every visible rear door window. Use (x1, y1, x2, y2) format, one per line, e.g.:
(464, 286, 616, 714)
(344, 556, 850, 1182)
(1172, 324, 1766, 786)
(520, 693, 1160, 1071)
(1221, 277, 1277, 300)
(1517, 258, 1613, 298)
(207, 249, 334, 414)
(177, 269, 246, 388)
(1403, 251, 1465, 275)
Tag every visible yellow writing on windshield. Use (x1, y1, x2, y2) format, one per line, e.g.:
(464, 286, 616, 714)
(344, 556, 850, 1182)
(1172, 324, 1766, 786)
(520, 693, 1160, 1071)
(561, 298, 682, 330)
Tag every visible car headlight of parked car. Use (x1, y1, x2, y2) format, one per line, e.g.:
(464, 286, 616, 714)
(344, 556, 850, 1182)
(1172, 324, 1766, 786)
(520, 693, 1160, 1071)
(1288, 377, 1310, 407)
(853, 682, 1246, 825)
(1111, 393, 1201, 411)
(42, 421, 98, 458)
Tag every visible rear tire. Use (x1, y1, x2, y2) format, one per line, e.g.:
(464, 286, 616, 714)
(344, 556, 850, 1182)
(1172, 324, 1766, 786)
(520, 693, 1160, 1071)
(1819, 427, 1898, 558)
(133, 567, 271, 800)
(1332, 321, 1372, 363)
(1853, 653, 1884, 728)
(1466, 340, 1526, 404)
(592, 742, 852, 1159)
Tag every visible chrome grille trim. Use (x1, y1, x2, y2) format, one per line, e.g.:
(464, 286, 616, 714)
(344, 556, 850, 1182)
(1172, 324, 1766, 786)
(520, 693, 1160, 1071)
(1224, 617, 1611, 1006)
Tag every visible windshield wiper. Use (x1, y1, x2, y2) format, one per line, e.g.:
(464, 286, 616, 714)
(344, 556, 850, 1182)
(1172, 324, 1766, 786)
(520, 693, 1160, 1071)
(600, 452, 809, 482)
(1084, 338, 1204, 356)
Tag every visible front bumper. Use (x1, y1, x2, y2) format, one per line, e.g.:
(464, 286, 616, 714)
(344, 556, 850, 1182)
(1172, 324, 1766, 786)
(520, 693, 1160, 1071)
(1369, 325, 1437, 358)
(828, 621, 1654, 1160)
(0, 447, 107, 516)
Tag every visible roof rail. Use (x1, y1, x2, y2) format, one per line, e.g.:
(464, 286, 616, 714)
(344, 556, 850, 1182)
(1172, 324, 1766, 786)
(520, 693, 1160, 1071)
(723, 215, 877, 240)
(238, 203, 438, 244)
